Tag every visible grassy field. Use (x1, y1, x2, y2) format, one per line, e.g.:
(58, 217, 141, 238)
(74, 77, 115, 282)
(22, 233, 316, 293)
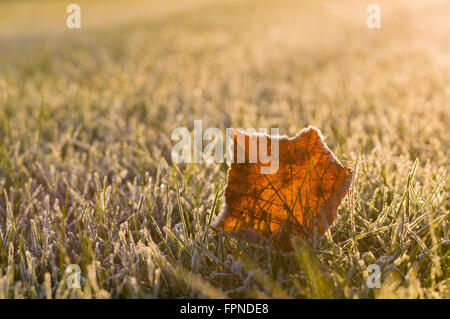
(0, 0, 448, 298)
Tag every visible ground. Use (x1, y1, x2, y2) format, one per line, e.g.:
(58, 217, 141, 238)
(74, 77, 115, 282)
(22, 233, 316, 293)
(0, 0, 448, 298)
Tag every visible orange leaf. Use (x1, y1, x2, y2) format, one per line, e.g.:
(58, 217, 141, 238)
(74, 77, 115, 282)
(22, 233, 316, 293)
(213, 126, 352, 249)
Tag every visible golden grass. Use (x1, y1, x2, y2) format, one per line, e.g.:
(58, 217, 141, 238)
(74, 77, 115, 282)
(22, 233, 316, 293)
(0, 0, 448, 298)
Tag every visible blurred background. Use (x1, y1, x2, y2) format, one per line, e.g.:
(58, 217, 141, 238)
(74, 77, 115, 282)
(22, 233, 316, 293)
(0, 0, 449, 162)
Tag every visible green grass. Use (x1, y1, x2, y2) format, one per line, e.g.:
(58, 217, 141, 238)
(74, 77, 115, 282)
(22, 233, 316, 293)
(0, 0, 448, 298)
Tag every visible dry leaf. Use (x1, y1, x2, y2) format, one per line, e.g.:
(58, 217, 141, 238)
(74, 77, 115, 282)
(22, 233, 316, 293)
(213, 126, 353, 249)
